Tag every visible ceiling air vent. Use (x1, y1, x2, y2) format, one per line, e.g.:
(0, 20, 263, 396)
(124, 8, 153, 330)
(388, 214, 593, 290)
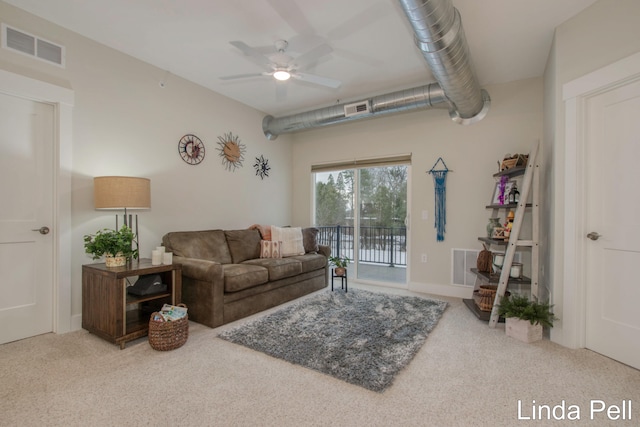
(344, 101, 371, 117)
(2, 24, 65, 67)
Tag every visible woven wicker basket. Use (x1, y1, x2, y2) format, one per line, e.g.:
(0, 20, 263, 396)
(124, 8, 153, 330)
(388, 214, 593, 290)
(148, 304, 188, 351)
(474, 285, 498, 312)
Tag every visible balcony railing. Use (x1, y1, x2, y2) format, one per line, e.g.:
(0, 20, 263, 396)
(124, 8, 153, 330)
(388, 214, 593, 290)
(316, 225, 407, 267)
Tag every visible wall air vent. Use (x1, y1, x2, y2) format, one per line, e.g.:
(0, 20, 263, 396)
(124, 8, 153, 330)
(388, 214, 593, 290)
(344, 101, 371, 117)
(452, 248, 522, 286)
(2, 24, 65, 67)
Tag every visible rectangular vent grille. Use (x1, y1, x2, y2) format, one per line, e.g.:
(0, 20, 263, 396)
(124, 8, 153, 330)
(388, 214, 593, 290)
(452, 249, 479, 287)
(451, 248, 522, 286)
(2, 24, 65, 67)
(344, 101, 371, 117)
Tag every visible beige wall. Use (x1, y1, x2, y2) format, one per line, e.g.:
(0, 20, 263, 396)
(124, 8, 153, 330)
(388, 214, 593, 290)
(543, 0, 640, 345)
(0, 2, 294, 323)
(5, 0, 637, 334)
(291, 77, 543, 296)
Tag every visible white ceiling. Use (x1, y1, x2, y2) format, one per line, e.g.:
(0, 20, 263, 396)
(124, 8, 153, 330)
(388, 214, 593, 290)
(6, 0, 597, 117)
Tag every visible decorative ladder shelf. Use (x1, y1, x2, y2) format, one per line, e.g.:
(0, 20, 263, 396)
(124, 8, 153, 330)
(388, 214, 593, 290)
(487, 140, 540, 328)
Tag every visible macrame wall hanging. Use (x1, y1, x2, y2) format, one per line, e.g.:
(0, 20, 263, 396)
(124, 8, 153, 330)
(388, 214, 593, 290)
(427, 157, 450, 242)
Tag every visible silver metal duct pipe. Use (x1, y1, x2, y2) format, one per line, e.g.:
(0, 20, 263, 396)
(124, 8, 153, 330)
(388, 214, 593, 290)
(263, 83, 448, 140)
(399, 0, 488, 124)
(262, 0, 490, 140)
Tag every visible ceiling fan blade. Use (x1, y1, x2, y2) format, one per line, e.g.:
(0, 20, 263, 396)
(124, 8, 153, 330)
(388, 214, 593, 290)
(333, 47, 384, 67)
(265, 0, 316, 36)
(294, 43, 333, 69)
(219, 72, 270, 81)
(229, 41, 272, 68)
(229, 41, 263, 57)
(292, 72, 341, 89)
(325, 3, 388, 41)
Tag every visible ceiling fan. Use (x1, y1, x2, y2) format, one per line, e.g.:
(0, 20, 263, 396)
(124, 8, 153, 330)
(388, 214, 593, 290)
(220, 39, 341, 89)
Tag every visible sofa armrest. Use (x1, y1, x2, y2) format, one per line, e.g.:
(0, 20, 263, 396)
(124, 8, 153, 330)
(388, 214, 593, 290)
(174, 256, 225, 328)
(175, 256, 223, 282)
(318, 244, 331, 258)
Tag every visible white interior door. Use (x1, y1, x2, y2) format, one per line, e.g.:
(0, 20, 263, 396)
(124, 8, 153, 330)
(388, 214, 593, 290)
(584, 78, 640, 370)
(0, 91, 55, 344)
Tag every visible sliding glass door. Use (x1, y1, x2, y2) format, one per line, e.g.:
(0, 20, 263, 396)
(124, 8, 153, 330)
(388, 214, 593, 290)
(314, 164, 408, 285)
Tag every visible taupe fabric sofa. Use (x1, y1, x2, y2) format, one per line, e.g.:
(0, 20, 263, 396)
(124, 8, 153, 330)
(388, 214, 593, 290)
(162, 228, 329, 328)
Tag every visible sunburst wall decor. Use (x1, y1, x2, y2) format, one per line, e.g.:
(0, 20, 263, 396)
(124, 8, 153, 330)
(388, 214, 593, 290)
(216, 132, 246, 171)
(253, 155, 271, 179)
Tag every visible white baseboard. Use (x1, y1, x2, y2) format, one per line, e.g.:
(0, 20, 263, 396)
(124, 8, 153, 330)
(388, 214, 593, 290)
(408, 281, 474, 299)
(70, 314, 82, 332)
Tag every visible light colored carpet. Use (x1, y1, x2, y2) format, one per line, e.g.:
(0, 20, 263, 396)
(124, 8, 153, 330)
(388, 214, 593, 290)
(1, 284, 639, 427)
(219, 289, 448, 392)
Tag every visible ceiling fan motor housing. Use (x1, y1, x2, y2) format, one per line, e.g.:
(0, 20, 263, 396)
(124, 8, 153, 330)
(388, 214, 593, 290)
(274, 39, 288, 52)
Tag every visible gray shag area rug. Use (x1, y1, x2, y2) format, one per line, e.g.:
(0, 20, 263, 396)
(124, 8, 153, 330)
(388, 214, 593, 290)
(218, 289, 448, 392)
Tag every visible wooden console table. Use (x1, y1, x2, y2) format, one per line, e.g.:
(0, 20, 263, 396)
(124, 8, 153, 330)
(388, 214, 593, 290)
(82, 259, 182, 349)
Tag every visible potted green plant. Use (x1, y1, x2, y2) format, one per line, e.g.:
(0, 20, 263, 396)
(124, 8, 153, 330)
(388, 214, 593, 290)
(328, 255, 350, 276)
(497, 294, 557, 343)
(84, 225, 138, 267)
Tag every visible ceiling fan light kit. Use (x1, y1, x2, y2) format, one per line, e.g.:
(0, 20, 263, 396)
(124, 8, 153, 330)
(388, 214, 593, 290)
(273, 70, 291, 81)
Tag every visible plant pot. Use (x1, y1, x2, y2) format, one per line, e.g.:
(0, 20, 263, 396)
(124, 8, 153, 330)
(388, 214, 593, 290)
(105, 255, 127, 268)
(334, 267, 346, 276)
(505, 317, 543, 343)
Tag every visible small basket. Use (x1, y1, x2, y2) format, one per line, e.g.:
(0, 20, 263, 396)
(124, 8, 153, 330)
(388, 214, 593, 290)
(500, 154, 529, 171)
(474, 285, 498, 312)
(148, 304, 188, 351)
(473, 285, 510, 312)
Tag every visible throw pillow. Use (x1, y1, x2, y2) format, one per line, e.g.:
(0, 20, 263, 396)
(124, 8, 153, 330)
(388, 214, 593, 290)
(260, 240, 282, 259)
(302, 227, 320, 253)
(271, 226, 305, 257)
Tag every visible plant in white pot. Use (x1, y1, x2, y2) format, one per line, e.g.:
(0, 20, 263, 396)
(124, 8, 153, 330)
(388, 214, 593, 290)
(83, 225, 138, 267)
(497, 294, 556, 343)
(328, 255, 350, 276)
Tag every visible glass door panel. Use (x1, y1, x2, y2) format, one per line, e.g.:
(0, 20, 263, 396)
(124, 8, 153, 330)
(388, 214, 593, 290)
(357, 166, 407, 284)
(314, 165, 407, 285)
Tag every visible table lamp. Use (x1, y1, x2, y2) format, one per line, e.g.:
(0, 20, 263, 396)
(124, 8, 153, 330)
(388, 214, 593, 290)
(93, 176, 151, 252)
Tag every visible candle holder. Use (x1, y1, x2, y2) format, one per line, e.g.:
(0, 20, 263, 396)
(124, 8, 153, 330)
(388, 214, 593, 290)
(492, 252, 505, 271)
(510, 262, 523, 279)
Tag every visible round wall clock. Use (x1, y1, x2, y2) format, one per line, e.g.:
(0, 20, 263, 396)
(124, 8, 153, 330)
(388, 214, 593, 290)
(178, 134, 205, 165)
(216, 132, 246, 171)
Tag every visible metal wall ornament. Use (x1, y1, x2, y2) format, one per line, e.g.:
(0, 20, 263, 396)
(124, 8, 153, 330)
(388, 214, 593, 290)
(178, 134, 205, 165)
(253, 155, 271, 179)
(216, 132, 246, 171)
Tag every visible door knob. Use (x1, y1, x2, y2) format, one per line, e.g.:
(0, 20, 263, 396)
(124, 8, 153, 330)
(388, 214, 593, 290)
(32, 226, 50, 235)
(586, 232, 601, 241)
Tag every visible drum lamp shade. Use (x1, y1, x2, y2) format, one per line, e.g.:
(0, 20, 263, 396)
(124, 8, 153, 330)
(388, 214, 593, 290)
(94, 176, 150, 210)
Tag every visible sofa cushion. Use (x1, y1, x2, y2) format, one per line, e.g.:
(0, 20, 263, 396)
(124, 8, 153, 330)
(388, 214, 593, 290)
(302, 227, 320, 253)
(243, 258, 303, 281)
(271, 226, 305, 257)
(222, 264, 269, 293)
(162, 230, 232, 264)
(290, 253, 327, 273)
(225, 229, 262, 263)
